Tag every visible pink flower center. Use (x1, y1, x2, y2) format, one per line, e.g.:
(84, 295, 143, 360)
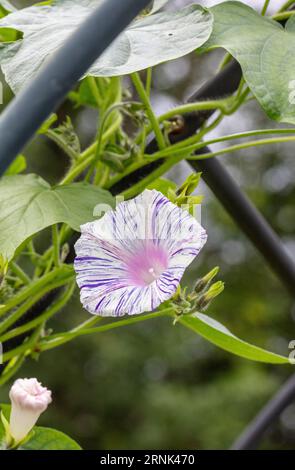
(126, 241, 168, 286)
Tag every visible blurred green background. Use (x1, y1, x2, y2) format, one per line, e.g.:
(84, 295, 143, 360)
(0, 0, 295, 450)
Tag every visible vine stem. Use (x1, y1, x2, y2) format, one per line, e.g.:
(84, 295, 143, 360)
(86, 76, 102, 107)
(120, 154, 186, 199)
(62, 98, 230, 186)
(2, 324, 43, 363)
(188, 135, 295, 161)
(0, 282, 75, 342)
(108, 128, 295, 195)
(272, 10, 295, 20)
(60, 115, 121, 185)
(0, 274, 74, 336)
(0, 355, 25, 387)
(150, 128, 295, 160)
(39, 309, 173, 352)
(145, 68, 152, 97)
(0, 266, 74, 318)
(9, 262, 30, 285)
(131, 72, 166, 150)
(261, 0, 271, 15)
(135, 99, 229, 147)
(278, 0, 295, 13)
(108, 112, 224, 191)
(52, 224, 60, 267)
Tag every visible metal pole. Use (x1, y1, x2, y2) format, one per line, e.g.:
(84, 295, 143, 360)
(231, 373, 295, 449)
(0, 0, 151, 173)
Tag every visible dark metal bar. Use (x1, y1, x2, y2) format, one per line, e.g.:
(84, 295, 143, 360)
(0, 0, 151, 173)
(231, 373, 295, 450)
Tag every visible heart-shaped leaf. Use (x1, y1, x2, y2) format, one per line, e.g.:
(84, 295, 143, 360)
(20, 427, 81, 450)
(202, 1, 295, 124)
(179, 312, 290, 364)
(0, 0, 213, 93)
(0, 174, 114, 260)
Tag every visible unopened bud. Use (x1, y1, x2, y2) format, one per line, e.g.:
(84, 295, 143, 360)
(8, 378, 52, 444)
(176, 173, 202, 198)
(194, 267, 220, 294)
(196, 281, 224, 311)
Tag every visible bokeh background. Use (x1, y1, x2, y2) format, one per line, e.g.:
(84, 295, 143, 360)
(0, 0, 295, 449)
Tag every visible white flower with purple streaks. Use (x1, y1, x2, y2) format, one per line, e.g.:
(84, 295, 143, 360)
(74, 189, 207, 317)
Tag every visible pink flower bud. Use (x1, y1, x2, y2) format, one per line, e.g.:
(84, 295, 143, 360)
(9, 378, 52, 443)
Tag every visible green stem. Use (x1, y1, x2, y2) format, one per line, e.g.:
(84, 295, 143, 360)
(2, 324, 43, 363)
(109, 127, 295, 193)
(159, 100, 229, 122)
(0, 266, 74, 318)
(52, 225, 60, 267)
(134, 98, 232, 147)
(261, 0, 271, 15)
(86, 76, 102, 107)
(87, 102, 127, 182)
(146, 68, 152, 97)
(60, 114, 121, 185)
(120, 154, 187, 199)
(0, 273, 74, 335)
(188, 136, 295, 161)
(0, 355, 25, 387)
(9, 262, 30, 285)
(108, 112, 224, 191)
(278, 0, 295, 13)
(132, 72, 166, 150)
(149, 128, 295, 161)
(39, 309, 172, 352)
(272, 10, 295, 20)
(0, 282, 75, 342)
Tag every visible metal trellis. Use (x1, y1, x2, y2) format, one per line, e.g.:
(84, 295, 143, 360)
(0, 0, 294, 450)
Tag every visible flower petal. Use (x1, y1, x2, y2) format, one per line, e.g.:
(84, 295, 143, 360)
(74, 190, 207, 316)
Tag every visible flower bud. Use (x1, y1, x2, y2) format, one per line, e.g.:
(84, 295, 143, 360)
(196, 281, 225, 311)
(176, 173, 202, 198)
(9, 378, 52, 443)
(194, 266, 220, 294)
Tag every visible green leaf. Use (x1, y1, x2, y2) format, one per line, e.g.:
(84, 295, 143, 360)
(0, 174, 114, 260)
(4, 155, 26, 175)
(0, 404, 81, 450)
(202, 1, 295, 124)
(0, 1, 213, 93)
(20, 427, 81, 450)
(179, 313, 290, 364)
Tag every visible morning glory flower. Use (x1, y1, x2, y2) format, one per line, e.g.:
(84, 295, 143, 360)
(9, 378, 52, 443)
(74, 189, 207, 317)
